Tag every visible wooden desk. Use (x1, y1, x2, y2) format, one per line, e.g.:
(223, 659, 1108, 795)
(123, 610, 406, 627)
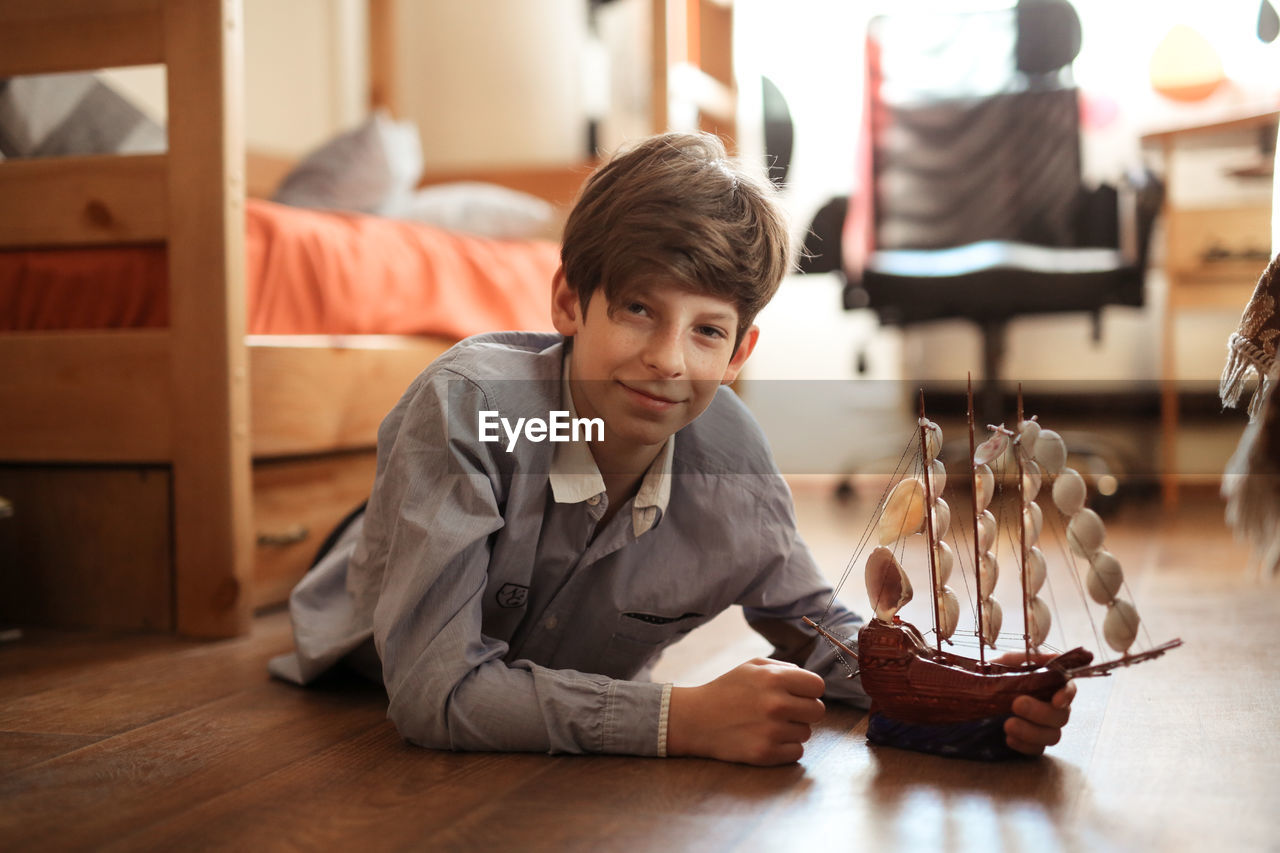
(1142, 109, 1277, 509)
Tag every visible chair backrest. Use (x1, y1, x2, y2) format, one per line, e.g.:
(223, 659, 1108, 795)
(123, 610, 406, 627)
(866, 1, 1085, 251)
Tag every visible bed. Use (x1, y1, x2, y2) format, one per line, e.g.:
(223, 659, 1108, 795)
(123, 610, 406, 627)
(0, 0, 584, 637)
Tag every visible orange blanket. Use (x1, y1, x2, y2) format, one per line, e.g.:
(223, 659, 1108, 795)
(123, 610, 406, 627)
(0, 199, 558, 336)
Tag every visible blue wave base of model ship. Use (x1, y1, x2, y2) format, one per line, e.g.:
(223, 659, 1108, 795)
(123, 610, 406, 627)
(867, 711, 1024, 761)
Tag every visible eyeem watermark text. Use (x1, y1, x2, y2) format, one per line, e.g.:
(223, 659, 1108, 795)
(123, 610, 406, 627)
(478, 410, 604, 452)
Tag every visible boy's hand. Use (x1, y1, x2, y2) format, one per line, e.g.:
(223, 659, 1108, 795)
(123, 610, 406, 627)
(992, 651, 1077, 756)
(666, 658, 826, 766)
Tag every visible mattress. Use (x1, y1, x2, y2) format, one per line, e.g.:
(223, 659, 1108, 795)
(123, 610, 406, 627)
(0, 199, 558, 336)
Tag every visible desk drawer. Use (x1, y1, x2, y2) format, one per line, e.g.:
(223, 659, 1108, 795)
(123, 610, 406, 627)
(251, 452, 376, 609)
(1166, 205, 1272, 277)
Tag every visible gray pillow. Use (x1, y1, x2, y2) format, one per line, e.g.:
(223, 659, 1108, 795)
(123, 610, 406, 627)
(391, 182, 555, 240)
(0, 73, 165, 158)
(271, 111, 423, 215)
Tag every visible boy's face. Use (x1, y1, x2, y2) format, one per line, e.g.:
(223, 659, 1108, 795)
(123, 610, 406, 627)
(551, 269, 759, 453)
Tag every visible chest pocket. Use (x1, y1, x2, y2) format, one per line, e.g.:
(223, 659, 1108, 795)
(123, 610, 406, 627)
(601, 610, 708, 678)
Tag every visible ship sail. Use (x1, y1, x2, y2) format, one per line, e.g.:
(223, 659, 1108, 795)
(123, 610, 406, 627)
(968, 395, 1147, 656)
(878, 478, 925, 544)
(914, 413, 959, 644)
(1014, 416, 1051, 653)
(1033, 426, 1143, 654)
(865, 546, 913, 621)
(972, 426, 1002, 651)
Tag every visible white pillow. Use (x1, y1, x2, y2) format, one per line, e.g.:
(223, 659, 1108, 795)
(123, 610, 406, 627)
(391, 182, 554, 240)
(272, 110, 423, 215)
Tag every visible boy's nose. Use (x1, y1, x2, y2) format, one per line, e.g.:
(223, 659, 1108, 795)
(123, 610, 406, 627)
(641, 330, 685, 377)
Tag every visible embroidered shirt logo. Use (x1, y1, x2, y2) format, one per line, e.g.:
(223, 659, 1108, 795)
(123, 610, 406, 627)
(496, 583, 529, 609)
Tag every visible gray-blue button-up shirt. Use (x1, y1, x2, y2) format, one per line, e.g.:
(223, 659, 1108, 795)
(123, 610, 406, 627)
(270, 331, 868, 757)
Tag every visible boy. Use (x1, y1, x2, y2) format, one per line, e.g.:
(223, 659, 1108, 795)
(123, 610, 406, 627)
(269, 132, 1073, 764)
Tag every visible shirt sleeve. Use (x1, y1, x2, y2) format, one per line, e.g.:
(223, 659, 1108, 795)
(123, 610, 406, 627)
(356, 368, 666, 756)
(734, 479, 871, 707)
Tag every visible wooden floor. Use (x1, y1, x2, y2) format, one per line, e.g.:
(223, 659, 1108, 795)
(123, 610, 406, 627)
(2, 484, 1277, 852)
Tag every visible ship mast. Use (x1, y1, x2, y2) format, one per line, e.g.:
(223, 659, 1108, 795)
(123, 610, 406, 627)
(918, 389, 942, 654)
(1017, 386, 1032, 660)
(967, 375, 985, 667)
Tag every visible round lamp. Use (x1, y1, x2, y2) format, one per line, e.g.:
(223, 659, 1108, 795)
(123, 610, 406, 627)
(1149, 24, 1227, 102)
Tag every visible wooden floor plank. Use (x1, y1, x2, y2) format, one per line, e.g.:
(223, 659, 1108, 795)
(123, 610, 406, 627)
(102, 726, 566, 852)
(103, 702, 869, 852)
(0, 613, 293, 734)
(424, 745, 833, 852)
(0, 730, 104, 773)
(0, 679, 386, 848)
(0, 628, 189, 702)
(422, 708, 971, 853)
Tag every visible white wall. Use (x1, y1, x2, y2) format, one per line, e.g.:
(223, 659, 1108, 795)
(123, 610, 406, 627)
(393, 0, 590, 168)
(101, 0, 367, 156)
(244, 0, 367, 154)
(102, 0, 595, 165)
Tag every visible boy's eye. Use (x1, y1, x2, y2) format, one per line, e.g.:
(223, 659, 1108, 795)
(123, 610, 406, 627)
(625, 302, 648, 316)
(696, 325, 727, 339)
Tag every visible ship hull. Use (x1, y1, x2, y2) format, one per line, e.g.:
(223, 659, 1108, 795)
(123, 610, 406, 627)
(857, 618, 1091, 758)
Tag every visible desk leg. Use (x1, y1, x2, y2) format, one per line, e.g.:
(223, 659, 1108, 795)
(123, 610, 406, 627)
(1161, 280, 1179, 512)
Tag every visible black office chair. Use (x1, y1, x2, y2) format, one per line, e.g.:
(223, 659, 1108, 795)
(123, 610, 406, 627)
(762, 75, 794, 188)
(839, 0, 1162, 423)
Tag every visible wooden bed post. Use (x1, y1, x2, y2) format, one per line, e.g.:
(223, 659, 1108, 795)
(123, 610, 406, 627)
(651, 0, 673, 134)
(164, 0, 253, 637)
(649, 0, 737, 150)
(368, 0, 398, 116)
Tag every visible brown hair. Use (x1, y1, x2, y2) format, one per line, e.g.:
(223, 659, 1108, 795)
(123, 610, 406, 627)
(560, 132, 791, 347)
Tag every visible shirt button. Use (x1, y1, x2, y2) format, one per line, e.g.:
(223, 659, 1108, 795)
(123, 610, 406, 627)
(586, 495, 601, 506)
(545, 615, 558, 630)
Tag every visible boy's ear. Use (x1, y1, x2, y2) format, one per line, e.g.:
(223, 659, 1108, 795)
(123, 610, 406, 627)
(550, 265, 583, 336)
(720, 325, 760, 385)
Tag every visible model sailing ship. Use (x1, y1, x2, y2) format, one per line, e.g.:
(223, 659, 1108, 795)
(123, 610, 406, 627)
(804, 382, 1181, 760)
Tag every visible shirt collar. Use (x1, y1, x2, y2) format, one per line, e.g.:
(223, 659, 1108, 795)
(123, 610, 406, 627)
(548, 351, 674, 537)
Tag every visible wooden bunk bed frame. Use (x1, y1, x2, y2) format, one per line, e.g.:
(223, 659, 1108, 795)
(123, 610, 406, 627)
(0, 0, 452, 638)
(0, 0, 736, 639)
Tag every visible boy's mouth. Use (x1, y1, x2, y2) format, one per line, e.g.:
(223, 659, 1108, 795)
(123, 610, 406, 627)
(617, 381, 681, 410)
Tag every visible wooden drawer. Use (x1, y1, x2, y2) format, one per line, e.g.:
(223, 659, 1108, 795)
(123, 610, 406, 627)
(251, 451, 376, 609)
(0, 465, 173, 631)
(0, 453, 377, 629)
(1166, 205, 1271, 278)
